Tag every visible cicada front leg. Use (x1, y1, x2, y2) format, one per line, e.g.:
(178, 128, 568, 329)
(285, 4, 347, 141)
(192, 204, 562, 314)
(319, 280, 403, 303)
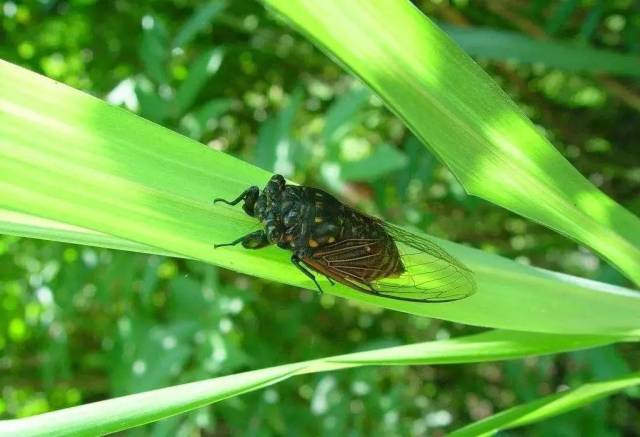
(214, 230, 270, 250)
(214, 186, 260, 217)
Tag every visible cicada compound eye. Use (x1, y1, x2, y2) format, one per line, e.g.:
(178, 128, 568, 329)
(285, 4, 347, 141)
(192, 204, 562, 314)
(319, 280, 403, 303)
(265, 174, 286, 198)
(271, 174, 286, 189)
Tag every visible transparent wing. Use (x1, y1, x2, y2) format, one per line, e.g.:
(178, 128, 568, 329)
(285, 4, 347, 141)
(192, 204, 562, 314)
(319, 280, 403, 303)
(303, 223, 476, 303)
(370, 222, 476, 302)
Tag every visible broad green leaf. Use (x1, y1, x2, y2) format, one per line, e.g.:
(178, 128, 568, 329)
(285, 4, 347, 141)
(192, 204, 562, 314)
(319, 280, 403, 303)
(172, 1, 228, 49)
(0, 61, 639, 335)
(442, 25, 640, 78)
(450, 371, 640, 436)
(0, 330, 623, 436)
(261, 0, 640, 284)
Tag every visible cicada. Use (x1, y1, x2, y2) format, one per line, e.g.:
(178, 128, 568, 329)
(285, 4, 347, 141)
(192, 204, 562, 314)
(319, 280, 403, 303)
(214, 174, 476, 302)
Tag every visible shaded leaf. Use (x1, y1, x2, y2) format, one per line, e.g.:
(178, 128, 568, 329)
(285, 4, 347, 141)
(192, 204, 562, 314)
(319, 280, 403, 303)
(324, 86, 370, 149)
(340, 143, 408, 181)
(173, 1, 228, 48)
(450, 371, 640, 436)
(443, 25, 640, 78)
(173, 48, 224, 119)
(139, 16, 170, 85)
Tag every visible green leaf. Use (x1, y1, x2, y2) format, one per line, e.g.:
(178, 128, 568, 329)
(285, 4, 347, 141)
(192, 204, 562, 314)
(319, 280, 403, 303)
(139, 16, 170, 85)
(172, 48, 224, 118)
(135, 81, 171, 124)
(340, 143, 408, 181)
(254, 89, 303, 173)
(323, 86, 370, 147)
(261, 0, 640, 284)
(450, 371, 640, 436)
(0, 60, 639, 335)
(0, 330, 622, 436)
(545, 0, 580, 36)
(579, 1, 604, 41)
(0, 209, 173, 256)
(172, 1, 228, 49)
(442, 25, 640, 78)
(110, 321, 198, 395)
(395, 135, 436, 202)
(179, 99, 232, 140)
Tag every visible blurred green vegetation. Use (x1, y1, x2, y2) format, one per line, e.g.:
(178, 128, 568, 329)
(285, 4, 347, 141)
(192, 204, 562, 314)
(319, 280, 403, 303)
(1, 0, 639, 435)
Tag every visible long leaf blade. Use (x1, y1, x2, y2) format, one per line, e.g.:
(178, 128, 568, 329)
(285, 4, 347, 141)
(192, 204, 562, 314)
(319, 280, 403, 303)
(0, 330, 623, 436)
(443, 25, 640, 78)
(450, 371, 640, 436)
(0, 60, 639, 335)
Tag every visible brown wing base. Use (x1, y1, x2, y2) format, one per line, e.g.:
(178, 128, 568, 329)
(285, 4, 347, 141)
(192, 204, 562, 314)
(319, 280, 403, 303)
(301, 255, 471, 303)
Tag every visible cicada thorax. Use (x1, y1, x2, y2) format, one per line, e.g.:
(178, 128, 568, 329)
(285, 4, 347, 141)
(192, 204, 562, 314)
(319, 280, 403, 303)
(261, 185, 344, 252)
(255, 184, 403, 282)
(282, 187, 407, 283)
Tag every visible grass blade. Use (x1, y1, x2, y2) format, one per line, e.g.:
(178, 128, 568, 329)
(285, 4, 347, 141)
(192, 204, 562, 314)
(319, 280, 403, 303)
(172, 1, 227, 48)
(0, 330, 623, 436)
(450, 371, 640, 436)
(443, 25, 640, 78)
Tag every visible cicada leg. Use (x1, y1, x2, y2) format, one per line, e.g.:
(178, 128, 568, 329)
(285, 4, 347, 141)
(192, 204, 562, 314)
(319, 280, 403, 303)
(214, 230, 270, 249)
(291, 254, 324, 294)
(214, 186, 260, 217)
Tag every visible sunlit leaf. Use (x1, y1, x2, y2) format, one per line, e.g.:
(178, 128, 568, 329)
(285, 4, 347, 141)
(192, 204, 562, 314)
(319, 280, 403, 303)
(0, 61, 639, 335)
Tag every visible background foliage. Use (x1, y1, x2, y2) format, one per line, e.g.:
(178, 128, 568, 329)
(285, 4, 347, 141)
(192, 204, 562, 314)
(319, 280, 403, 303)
(1, 0, 639, 435)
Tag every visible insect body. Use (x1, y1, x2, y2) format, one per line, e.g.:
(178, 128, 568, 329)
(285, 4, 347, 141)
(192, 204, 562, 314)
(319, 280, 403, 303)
(214, 174, 475, 302)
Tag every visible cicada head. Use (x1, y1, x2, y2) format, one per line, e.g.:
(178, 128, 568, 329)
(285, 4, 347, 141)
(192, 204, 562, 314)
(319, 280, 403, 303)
(254, 174, 287, 225)
(264, 174, 286, 200)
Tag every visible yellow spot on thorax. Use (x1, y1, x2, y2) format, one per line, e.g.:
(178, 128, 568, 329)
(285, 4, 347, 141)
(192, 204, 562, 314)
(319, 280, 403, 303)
(308, 239, 319, 248)
(314, 217, 323, 223)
